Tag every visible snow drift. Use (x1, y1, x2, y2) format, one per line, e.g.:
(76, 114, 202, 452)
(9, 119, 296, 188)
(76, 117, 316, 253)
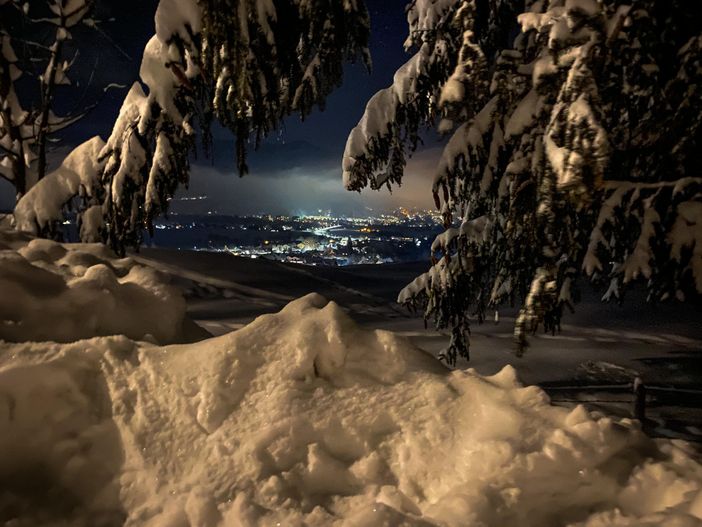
(0, 228, 186, 344)
(13, 136, 106, 241)
(1, 293, 701, 526)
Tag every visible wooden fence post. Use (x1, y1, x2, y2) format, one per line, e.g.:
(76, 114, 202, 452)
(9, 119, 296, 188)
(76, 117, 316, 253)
(633, 377, 646, 422)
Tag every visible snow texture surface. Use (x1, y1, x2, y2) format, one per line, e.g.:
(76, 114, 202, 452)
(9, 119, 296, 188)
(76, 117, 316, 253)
(1, 292, 702, 526)
(0, 228, 186, 344)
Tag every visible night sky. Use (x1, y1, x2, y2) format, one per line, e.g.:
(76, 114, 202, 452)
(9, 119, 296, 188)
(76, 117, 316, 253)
(1, 0, 440, 215)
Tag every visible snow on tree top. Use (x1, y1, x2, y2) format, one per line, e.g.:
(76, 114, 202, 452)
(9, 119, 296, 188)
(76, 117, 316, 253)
(154, 0, 201, 44)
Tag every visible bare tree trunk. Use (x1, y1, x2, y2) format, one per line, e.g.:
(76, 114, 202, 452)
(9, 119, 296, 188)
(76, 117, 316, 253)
(0, 53, 27, 196)
(0, 117, 28, 196)
(35, 0, 94, 185)
(2, 0, 94, 199)
(35, 33, 64, 184)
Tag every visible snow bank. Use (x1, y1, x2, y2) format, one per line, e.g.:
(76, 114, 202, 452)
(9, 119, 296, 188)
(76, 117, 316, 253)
(13, 136, 106, 239)
(0, 228, 186, 344)
(1, 293, 701, 526)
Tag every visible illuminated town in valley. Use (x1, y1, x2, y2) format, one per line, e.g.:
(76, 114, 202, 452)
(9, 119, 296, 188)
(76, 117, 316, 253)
(150, 203, 443, 265)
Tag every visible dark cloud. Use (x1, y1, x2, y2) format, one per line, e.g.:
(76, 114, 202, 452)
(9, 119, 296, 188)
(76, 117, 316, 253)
(175, 145, 441, 216)
(208, 139, 336, 176)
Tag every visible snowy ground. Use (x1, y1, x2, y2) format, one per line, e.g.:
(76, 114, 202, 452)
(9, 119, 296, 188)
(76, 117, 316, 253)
(137, 248, 702, 442)
(3, 293, 702, 526)
(2, 233, 702, 526)
(0, 230, 207, 345)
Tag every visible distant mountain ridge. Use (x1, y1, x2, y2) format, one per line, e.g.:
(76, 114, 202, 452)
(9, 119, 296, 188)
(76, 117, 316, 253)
(206, 138, 336, 175)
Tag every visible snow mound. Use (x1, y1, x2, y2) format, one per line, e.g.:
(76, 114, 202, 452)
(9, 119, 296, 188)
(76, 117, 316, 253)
(13, 136, 106, 240)
(1, 293, 702, 526)
(0, 228, 186, 344)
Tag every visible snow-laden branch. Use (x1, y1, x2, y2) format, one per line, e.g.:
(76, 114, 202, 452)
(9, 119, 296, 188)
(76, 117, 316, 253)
(96, 0, 370, 253)
(1, 0, 97, 196)
(584, 177, 702, 298)
(343, 0, 483, 194)
(349, 0, 702, 363)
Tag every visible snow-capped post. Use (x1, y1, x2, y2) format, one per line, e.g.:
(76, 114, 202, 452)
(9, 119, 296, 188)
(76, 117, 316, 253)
(346, 0, 702, 364)
(96, 0, 370, 255)
(632, 376, 646, 423)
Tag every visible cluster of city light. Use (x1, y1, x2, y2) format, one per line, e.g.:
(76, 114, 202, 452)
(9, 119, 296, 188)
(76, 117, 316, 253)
(152, 207, 441, 266)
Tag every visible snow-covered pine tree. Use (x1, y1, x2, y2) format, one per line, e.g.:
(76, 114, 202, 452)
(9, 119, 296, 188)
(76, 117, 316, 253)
(345, 0, 702, 363)
(96, 0, 370, 254)
(0, 0, 96, 200)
